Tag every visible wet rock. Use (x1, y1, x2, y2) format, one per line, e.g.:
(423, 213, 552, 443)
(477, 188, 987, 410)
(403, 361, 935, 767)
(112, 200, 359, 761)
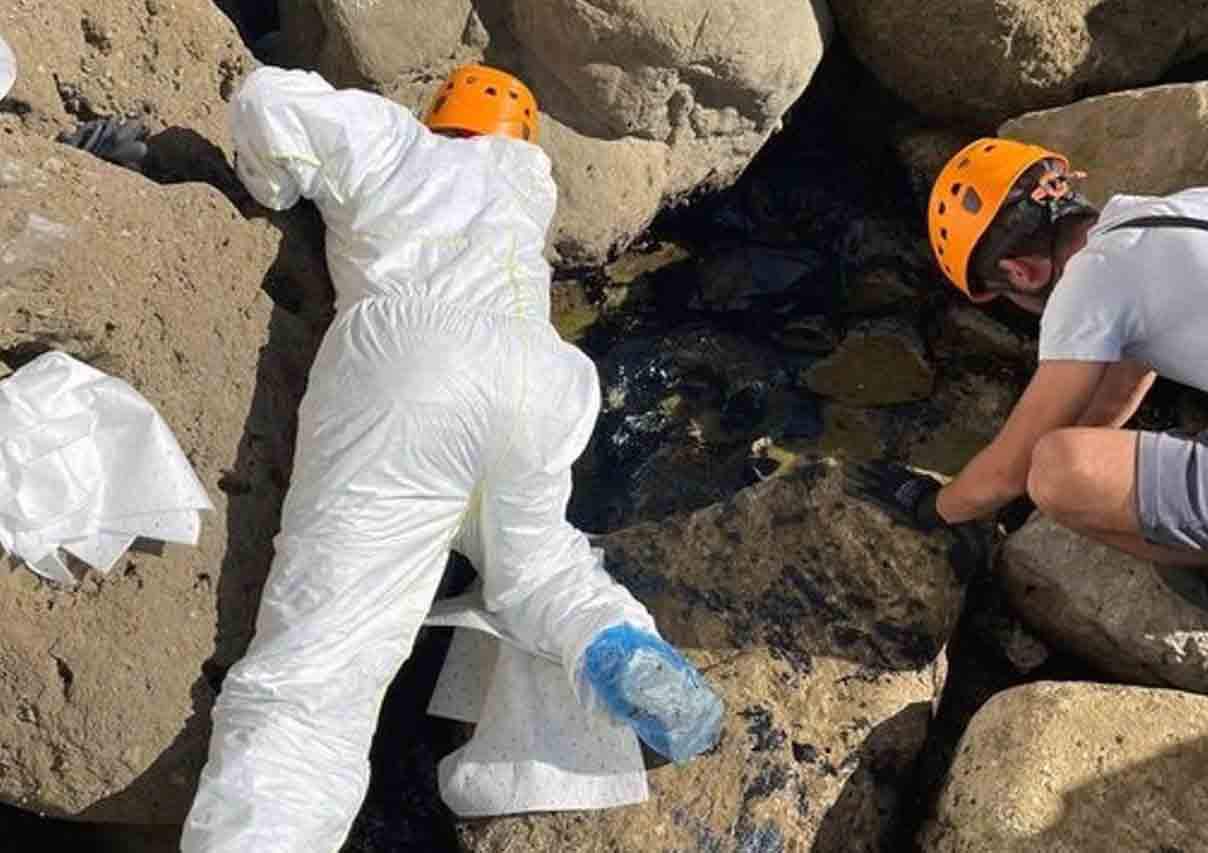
(692, 244, 831, 315)
(0, 133, 315, 823)
(939, 305, 1035, 364)
(1001, 81, 1208, 209)
(901, 366, 1022, 478)
(577, 325, 811, 529)
(720, 381, 770, 432)
(893, 127, 977, 214)
(463, 464, 964, 853)
(838, 217, 931, 315)
(604, 241, 693, 288)
(1002, 515, 1208, 693)
(920, 682, 1208, 852)
(276, 0, 833, 266)
(549, 279, 599, 344)
(769, 315, 838, 355)
(802, 319, 934, 407)
(833, 0, 1208, 127)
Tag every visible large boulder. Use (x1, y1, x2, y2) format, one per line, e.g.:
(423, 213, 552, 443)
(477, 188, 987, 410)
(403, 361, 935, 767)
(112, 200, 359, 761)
(832, 0, 1208, 128)
(0, 134, 316, 822)
(461, 462, 965, 853)
(1001, 82, 1208, 206)
(0, 0, 251, 146)
(920, 681, 1208, 852)
(275, 0, 833, 265)
(1001, 515, 1208, 693)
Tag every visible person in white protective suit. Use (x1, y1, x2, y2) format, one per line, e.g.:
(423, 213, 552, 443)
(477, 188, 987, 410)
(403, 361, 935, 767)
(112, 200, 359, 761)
(180, 64, 724, 852)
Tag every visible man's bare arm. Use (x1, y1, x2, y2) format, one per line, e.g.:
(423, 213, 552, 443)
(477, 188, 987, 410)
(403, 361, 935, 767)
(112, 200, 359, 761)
(1076, 358, 1155, 428)
(935, 360, 1108, 523)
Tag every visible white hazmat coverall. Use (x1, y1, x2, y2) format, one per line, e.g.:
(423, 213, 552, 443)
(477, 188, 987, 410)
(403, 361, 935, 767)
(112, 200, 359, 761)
(181, 67, 660, 852)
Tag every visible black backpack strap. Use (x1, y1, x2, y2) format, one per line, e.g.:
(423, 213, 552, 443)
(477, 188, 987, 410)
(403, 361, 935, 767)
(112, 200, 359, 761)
(1106, 215, 1208, 234)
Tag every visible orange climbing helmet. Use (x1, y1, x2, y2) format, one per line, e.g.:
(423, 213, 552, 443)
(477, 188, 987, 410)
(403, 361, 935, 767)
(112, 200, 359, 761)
(928, 138, 1082, 301)
(424, 64, 539, 143)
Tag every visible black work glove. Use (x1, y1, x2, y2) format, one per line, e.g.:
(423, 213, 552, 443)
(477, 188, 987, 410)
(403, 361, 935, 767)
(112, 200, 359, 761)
(845, 459, 989, 579)
(997, 494, 1036, 534)
(844, 459, 944, 531)
(58, 118, 149, 171)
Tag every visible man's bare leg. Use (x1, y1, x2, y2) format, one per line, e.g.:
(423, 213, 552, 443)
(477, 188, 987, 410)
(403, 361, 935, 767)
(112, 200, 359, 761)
(1027, 427, 1208, 567)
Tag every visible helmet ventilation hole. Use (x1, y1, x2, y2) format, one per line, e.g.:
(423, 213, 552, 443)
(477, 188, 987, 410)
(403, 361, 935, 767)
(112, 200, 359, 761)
(957, 158, 971, 169)
(509, 90, 519, 99)
(485, 86, 498, 96)
(938, 202, 947, 215)
(962, 187, 983, 213)
(940, 228, 948, 240)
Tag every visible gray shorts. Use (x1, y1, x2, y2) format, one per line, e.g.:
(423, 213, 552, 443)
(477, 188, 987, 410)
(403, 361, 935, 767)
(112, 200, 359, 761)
(1136, 429, 1208, 550)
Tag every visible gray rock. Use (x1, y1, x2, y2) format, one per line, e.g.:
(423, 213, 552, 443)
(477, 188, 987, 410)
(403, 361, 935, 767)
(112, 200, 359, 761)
(0, 131, 317, 824)
(0, 0, 252, 153)
(833, 0, 1208, 127)
(275, 0, 833, 266)
(463, 463, 964, 853)
(1002, 82, 1208, 208)
(920, 681, 1208, 853)
(1002, 515, 1208, 693)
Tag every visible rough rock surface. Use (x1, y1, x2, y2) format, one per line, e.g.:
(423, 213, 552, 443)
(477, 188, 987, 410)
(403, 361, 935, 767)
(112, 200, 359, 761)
(1001, 515, 1208, 694)
(0, 133, 317, 822)
(461, 462, 964, 853)
(803, 319, 934, 407)
(0, 0, 251, 150)
(832, 0, 1208, 128)
(920, 681, 1208, 852)
(1001, 82, 1208, 208)
(275, 0, 833, 265)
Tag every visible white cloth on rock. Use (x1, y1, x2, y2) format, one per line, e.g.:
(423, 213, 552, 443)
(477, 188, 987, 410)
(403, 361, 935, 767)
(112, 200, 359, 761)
(181, 67, 659, 853)
(0, 351, 213, 585)
(0, 34, 14, 101)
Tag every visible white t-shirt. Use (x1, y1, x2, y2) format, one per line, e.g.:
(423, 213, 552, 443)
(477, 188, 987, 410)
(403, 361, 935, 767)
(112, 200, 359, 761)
(1040, 188, 1208, 392)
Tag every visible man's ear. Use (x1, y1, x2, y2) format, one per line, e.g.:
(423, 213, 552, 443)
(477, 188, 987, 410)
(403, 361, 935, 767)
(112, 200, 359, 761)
(996, 257, 1030, 287)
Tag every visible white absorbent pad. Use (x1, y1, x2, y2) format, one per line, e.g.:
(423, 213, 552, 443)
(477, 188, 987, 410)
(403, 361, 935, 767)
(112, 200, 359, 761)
(0, 34, 14, 101)
(0, 351, 214, 584)
(425, 591, 649, 817)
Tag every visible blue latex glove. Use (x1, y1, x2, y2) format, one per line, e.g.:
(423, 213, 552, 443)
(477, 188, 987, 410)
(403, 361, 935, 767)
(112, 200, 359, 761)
(580, 623, 724, 764)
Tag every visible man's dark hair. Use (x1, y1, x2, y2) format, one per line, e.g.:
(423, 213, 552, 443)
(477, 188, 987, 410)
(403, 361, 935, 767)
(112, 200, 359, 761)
(968, 162, 1060, 295)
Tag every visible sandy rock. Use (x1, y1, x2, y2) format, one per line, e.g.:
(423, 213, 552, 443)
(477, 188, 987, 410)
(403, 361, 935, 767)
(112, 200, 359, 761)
(832, 0, 1208, 128)
(1001, 516, 1208, 693)
(463, 463, 964, 853)
(0, 0, 252, 149)
(802, 319, 934, 407)
(1001, 82, 1208, 208)
(275, 0, 832, 266)
(0, 134, 316, 823)
(920, 681, 1208, 852)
